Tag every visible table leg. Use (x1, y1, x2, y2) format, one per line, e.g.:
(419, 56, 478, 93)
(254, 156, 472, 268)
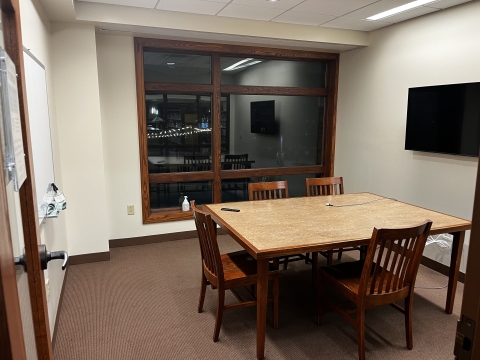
(257, 258, 269, 360)
(446, 231, 465, 314)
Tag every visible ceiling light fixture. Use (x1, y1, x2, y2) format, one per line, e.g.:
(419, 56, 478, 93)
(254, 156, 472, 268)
(223, 58, 253, 71)
(367, 0, 438, 21)
(167, 62, 175, 65)
(229, 61, 262, 71)
(267, 0, 279, 2)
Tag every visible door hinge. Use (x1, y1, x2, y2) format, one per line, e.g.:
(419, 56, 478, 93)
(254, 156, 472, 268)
(455, 315, 476, 359)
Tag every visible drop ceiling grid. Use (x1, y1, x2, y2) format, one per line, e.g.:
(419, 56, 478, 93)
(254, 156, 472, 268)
(77, 0, 473, 31)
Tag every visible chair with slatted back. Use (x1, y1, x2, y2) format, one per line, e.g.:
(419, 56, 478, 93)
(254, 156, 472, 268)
(248, 181, 308, 270)
(192, 201, 279, 342)
(223, 154, 249, 199)
(316, 220, 432, 360)
(184, 155, 211, 171)
(306, 177, 364, 267)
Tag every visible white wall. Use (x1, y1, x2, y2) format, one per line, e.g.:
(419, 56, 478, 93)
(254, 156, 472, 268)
(96, 34, 195, 241)
(50, 23, 110, 255)
(20, 0, 69, 335)
(336, 1, 480, 272)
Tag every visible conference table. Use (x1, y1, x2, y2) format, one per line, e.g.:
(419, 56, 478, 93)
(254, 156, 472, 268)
(203, 193, 471, 359)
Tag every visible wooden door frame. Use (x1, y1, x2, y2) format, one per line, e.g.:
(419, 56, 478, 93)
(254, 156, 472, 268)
(459, 155, 480, 357)
(0, 0, 53, 359)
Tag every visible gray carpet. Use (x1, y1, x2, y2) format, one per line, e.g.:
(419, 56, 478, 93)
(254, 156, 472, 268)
(53, 235, 462, 359)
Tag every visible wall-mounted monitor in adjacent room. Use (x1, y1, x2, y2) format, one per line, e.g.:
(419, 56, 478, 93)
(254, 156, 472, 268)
(405, 82, 480, 157)
(251, 100, 277, 135)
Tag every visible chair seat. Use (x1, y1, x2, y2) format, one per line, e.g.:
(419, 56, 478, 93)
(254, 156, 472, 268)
(221, 250, 277, 283)
(320, 259, 404, 297)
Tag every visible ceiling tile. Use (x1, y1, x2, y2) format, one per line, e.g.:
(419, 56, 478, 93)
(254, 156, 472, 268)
(321, 17, 392, 31)
(156, 0, 228, 15)
(427, 0, 472, 9)
(343, 0, 416, 20)
(217, 4, 285, 20)
(77, 0, 158, 8)
(272, 11, 336, 26)
(231, 0, 305, 10)
(381, 5, 439, 23)
(291, 0, 379, 16)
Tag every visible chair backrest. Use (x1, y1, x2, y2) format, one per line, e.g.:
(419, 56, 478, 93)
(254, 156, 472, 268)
(305, 177, 344, 196)
(360, 220, 432, 297)
(184, 155, 210, 164)
(223, 154, 248, 170)
(191, 201, 223, 283)
(248, 181, 289, 201)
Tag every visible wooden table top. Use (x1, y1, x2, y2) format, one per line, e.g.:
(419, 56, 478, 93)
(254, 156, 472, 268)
(204, 193, 471, 259)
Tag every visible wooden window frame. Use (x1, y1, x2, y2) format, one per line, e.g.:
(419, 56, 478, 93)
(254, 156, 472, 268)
(135, 38, 339, 223)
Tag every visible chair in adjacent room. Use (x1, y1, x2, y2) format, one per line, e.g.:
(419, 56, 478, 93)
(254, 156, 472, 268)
(248, 181, 308, 270)
(306, 177, 364, 268)
(222, 154, 249, 200)
(316, 220, 432, 360)
(191, 201, 279, 342)
(184, 154, 211, 171)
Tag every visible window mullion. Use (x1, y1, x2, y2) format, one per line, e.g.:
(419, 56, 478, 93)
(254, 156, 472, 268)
(212, 53, 222, 203)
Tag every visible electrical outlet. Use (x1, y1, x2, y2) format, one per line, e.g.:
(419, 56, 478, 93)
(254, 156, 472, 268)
(127, 205, 134, 215)
(45, 278, 50, 302)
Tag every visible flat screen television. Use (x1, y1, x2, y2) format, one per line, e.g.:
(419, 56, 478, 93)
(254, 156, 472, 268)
(405, 82, 480, 157)
(251, 100, 276, 135)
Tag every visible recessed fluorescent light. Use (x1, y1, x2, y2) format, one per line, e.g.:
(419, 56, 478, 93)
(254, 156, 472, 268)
(167, 62, 175, 65)
(367, 0, 438, 21)
(267, 0, 279, 2)
(223, 58, 253, 71)
(229, 61, 262, 71)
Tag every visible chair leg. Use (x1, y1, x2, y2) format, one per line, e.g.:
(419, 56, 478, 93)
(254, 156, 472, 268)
(198, 274, 207, 313)
(273, 257, 280, 270)
(283, 256, 289, 270)
(327, 251, 333, 266)
(316, 272, 324, 326)
(273, 275, 279, 329)
(305, 252, 310, 264)
(360, 245, 367, 260)
(405, 295, 414, 349)
(356, 307, 366, 360)
(338, 248, 343, 260)
(213, 288, 225, 342)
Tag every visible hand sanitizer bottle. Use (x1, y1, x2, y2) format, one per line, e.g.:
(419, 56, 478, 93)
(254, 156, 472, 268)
(182, 196, 190, 211)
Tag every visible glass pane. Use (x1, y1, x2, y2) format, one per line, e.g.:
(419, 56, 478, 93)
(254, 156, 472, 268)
(223, 94, 325, 169)
(144, 52, 211, 84)
(146, 94, 212, 173)
(150, 181, 212, 210)
(221, 174, 317, 203)
(221, 57, 326, 88)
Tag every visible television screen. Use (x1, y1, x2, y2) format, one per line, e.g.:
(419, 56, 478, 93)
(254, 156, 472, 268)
(405, 82, 480, 157)
(251, 100, 276, 135)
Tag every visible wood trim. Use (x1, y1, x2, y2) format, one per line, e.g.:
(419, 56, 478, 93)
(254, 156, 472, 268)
(212, 54, 221, 203)
(323, 59, 339, 176)
(135, 38, 152, 224)
(135, 37, 339, 61)
(68, 252, 110, 266)
(421, 255, 465, 284)
(109, 228, 228, 248)
(145, 82, 213, 94)
(144, 208, 193, 223)
(220, 165, 324, 179)
(220, 85, 328, 97)
(149, 171, 214, 183)
(51, 266, 69, 350)
(2, 2, 53, 359)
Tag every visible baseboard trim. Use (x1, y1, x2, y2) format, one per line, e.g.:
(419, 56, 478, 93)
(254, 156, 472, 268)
(68, 251, 110, 265)
(109, 229, 226, 248)
(52, 266, 69, 350)
(421, 255, 465, 284)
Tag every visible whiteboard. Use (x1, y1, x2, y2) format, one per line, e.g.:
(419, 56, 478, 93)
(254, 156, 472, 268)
(23, 49, 55, 225)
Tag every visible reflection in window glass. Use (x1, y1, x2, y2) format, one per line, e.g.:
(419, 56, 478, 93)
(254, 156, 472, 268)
(223, 94, 325, 170)
(150, 181, 212, 210)
(146, 94, 212, 174)
(144, 52, 211, 84)
(221, 57, 326, 88)
(221, 174, 317, 203)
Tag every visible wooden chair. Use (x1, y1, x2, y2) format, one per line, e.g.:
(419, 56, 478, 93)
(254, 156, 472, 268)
(223, 154, 249, 199)
(192, 201, 279, 342)
(184, 155, 211, 171)
(248, 181, 308, 270)
(306, 177, 363, 267)
(317, 220, 432, 360)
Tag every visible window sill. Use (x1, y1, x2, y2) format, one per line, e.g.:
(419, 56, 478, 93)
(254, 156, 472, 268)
(144, 208, 193, 223)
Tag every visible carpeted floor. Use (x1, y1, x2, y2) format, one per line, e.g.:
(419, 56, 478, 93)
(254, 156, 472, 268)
(53, 235, 462, 359)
